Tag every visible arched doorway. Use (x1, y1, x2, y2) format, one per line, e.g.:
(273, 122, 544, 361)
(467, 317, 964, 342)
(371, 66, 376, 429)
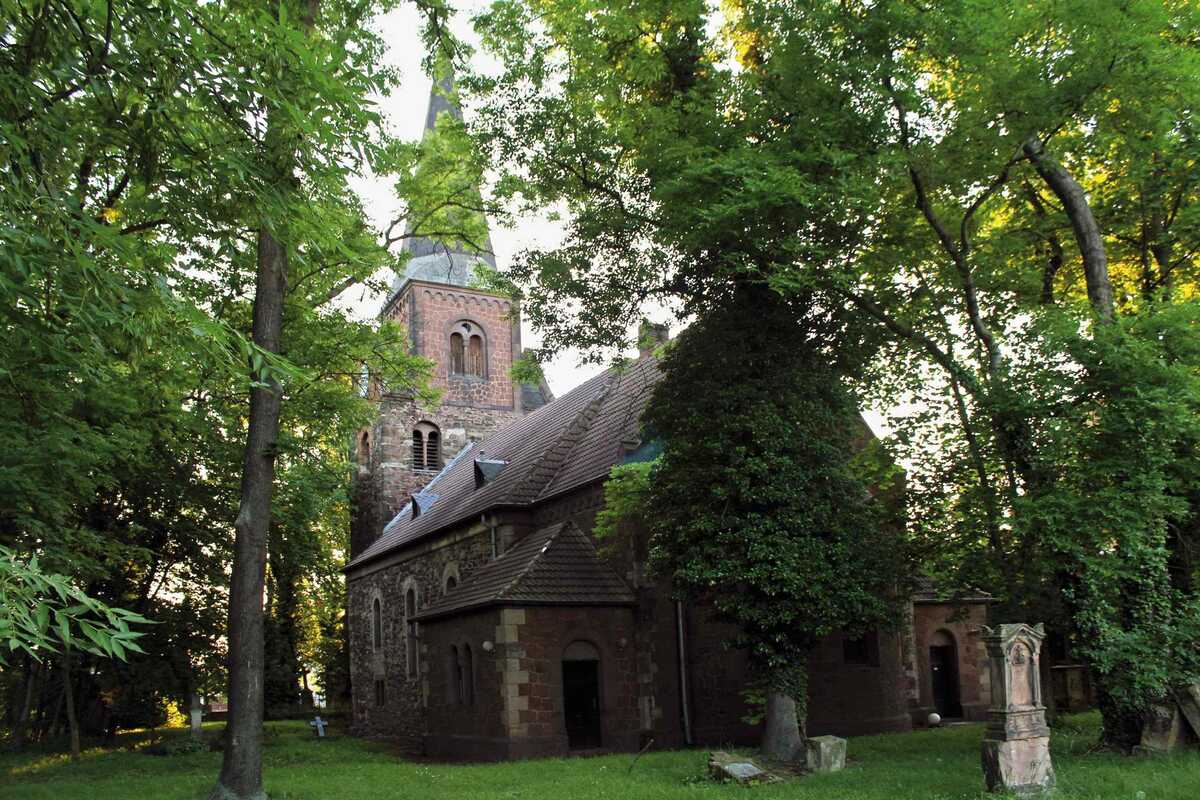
(562, 641, 602, 749)
(929, 630, 963, 718)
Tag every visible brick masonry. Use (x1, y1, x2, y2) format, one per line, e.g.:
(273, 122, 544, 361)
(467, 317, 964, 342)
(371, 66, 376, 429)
(911, 601, 991, 722)
(347, 483, 919, 757)
(351, 279, 526, 559)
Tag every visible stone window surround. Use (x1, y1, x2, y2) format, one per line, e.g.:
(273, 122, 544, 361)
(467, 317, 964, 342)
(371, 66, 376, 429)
(412, 420, 442, 473)
(448, 318, 488, 379)
(446, 641, 476, 706)
(369, 589, 384, 652)
(402, 576, 422, 677)
(441, 562, 460, 595)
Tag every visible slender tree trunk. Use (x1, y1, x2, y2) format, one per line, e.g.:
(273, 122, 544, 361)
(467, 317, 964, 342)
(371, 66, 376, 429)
(1023, 137, 1114, 321)
(209, 226, 288, 800)
(209, 0, 322, 789)
(62, 647, 80, 759)
(10, 657, 37, 750)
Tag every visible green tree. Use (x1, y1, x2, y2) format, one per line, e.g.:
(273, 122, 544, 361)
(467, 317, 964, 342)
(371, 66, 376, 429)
(470, 0, 1200, 748)
(641, 284, 905, 761)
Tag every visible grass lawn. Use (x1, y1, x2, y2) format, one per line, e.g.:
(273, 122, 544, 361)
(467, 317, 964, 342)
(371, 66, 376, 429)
(2, 712, 1197, 799)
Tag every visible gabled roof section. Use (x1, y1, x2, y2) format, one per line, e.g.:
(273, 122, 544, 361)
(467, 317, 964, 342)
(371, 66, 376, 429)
(347, 357, 661, 572)
(413, 521, 635, 621)
(912, 575, 994, 604)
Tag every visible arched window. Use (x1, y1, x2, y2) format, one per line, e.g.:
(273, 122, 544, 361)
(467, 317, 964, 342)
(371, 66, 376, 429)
(405, 587, 419, 676)
(426, 429, 440, 470)
(461, 644, 474, 705)
(442, 563, 460, 594)
(358, 430, 370, 469)
(371, 597, 382, 651)
(412, 430, 424, 471)
(449, 321, 485, 378)
(412, 421, 440, 472)
(450, 332, 465, 375)
(448, 645, 461, 704)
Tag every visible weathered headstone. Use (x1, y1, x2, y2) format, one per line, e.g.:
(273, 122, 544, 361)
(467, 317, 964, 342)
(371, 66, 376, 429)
(1136, 701, 1187, 755)
(980, 624, 1055, 795)
(1174, 684, 1200, 740)
(805, 735, 846, 772)
(309, 716, 327, 738)
(189, 692, 203, 738)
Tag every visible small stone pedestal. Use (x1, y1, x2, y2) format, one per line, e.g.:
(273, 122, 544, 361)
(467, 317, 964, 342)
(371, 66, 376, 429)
(981, 624, 1055, 795)
(805, 736, 846, 772)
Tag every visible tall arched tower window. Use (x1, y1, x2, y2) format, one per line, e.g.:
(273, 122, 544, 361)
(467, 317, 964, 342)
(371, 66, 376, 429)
(449, 321, 485, 378)
(411, 421, 441, 472)
(449, 332, 465, 374)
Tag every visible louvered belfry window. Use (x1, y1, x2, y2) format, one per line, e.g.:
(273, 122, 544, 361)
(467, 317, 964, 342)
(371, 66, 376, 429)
(426, 430, 440, 470)
(412, 422, 440, 471)
(411, 430, 425, 471)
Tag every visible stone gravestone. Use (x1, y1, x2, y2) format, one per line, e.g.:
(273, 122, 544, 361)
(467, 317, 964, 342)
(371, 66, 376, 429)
(189, 693, 203, 738)
(309, 716, 328, 738)
(980, 624, 1055, 795)
(1137, 701, 1188, 754)
(805, 735, 847, 772)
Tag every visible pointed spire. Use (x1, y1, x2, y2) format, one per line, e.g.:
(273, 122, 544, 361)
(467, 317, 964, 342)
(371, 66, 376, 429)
(423, 68, 462, 134)
(385, 68, 496, 305)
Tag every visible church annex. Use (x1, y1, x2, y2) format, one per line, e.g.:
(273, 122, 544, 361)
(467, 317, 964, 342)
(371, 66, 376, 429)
(344, 80, 989, 760)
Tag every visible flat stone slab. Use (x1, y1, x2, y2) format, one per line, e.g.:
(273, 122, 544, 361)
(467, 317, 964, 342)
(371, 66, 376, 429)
(708, 751, 778, 785)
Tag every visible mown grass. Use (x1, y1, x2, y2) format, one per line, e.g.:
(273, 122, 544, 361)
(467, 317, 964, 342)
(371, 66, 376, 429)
(2, 712, 1197, 799)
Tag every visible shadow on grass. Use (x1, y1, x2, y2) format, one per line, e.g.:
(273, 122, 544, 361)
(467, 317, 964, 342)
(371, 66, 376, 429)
(2, 713, 1199, 800)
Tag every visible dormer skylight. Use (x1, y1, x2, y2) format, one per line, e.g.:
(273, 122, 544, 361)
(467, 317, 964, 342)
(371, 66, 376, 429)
(409, 491, 438, 518)
(474, 457, 509, 488)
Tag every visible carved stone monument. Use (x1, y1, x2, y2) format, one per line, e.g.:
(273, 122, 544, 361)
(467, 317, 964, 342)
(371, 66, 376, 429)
(980, 624, 1055, 794)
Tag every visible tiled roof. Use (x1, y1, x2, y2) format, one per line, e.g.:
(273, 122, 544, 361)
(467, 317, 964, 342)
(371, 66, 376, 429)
(346, 356, 661, 571)
(413, 521, 635, 621)
(912, 575, 994, 604)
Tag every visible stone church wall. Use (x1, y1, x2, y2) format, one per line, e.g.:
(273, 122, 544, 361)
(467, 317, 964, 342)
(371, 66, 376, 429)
(347, 523, 496, 748)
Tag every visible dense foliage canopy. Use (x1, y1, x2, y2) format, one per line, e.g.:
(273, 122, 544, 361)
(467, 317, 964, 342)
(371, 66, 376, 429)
(470, 0, 1200, 749)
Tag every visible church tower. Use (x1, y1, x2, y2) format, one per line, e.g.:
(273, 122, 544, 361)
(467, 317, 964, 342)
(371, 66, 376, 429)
(350, 76, 552, 559)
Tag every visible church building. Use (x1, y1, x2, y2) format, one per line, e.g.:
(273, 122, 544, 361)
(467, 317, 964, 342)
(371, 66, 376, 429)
(345, 79, 989, 760)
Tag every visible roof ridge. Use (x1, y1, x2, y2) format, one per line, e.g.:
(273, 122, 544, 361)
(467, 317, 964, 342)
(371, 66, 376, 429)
(515, 372, 619, 502)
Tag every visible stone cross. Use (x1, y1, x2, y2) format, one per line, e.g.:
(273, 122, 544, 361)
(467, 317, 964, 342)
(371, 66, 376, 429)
(980, 624, 1055, 794)
(309, 716, 327, 738)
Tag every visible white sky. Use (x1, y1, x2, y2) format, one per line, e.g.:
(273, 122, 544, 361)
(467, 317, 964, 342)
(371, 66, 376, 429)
(347, 2, 890, 436)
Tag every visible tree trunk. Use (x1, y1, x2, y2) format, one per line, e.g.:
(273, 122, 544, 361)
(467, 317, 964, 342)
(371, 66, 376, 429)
(209, 225, 287, 800)
(1022, 137, 1114, 321)
(10, 657, 37, 750)
(762, 691, 805, 763)
(62, 648, 80, 759)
